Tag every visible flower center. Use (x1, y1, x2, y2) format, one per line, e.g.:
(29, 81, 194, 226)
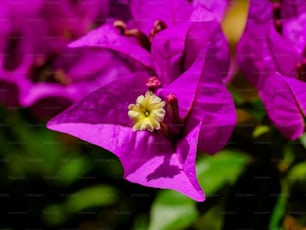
(128, 91, 166, 132)
(128, 77, 185, 142)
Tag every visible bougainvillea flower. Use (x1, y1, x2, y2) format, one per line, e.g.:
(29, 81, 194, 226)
(0, 0, 126, 115)
(47, 6, 236, 201)
(130, 0, 231, 36)
(33, 0, 110, 54)
(237, 0, 306, 140)
(0, 0, 230, 114)
(2, 47, 140, 117)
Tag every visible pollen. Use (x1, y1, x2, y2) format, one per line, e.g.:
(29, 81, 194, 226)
(128, 91, 166, 132)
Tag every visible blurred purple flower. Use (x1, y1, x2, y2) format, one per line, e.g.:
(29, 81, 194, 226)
(237, 0, 306, 140)
(47, 6, 236, 201)
(0, 0, 123, 116)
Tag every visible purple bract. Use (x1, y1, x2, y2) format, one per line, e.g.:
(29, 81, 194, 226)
(47, 4, 236, 201)
(237, 0, 306, 140)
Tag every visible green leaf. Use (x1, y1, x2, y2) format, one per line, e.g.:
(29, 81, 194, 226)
(269, 191, 287, 230)
(228, 85, 247, 105)
(252, 125, 270, 138)
(287, 162, 306, 189)
(299, 134, 306, 149)
(65, 185, 118, 214)
(42, 204, 67, 226)
(197, 150, 250, 196)
(249, 98, 266, 122)
(56, 157, 90, 186)
(133, 214, 149, 230)
(194, 205, 223, 230)
(148, 190, 198, 230)
(42, 185, 118, 226)
(285, 163, 306, 226)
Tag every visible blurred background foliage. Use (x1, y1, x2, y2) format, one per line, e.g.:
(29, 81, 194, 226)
(1, 1, 306, 230)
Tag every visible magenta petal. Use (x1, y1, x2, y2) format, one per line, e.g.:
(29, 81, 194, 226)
(260, 73, 306, 140)
(130, 0, 193, 35)
(48, 73, 205, 201)
(283, 12, 306, 53)
(192, 0, 230, 22)
(47, 72, 150, 127)
(237, 23, 298, 88)
(238, 0, 301, 86)
(161, 44, 235, 154)
(68, 23, 153, 70)
(55, 47, 114, 82)
(236, 0, 273, 87)
(125, 123, 205, 201)
(191, 82, 236, 154)
(267, 25, 300, 78)
(151, 5, 229, 85)
(248, 0, 273, 23)
(188, 48, 236, 154)
(282, 77, 306, 118)
(159, 45, 211, 119)
(20, 83, 75, 107)
(0, 6, 10, 54)
(151, 23, 191, 85)
(184, 5, 229, 72)
(281, 0, 306, 19)
(56, 47, 140, 84)
(47, 122, 204, 201)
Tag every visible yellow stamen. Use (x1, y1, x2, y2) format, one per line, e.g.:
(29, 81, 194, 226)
(128, 91, 166, 132)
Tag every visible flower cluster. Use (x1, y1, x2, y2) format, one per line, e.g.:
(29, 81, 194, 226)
(0, 0, 134, 117)
(7, 0, 306, 202)
(237, 0, 306, 140)
(47, 0, 236, 201)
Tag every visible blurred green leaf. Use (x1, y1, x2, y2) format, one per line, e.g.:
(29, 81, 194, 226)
(299, 134, 306, 149)
(148, 190, 198, 230)
(278, 146, 295, 174)
(197, 150, 250, 196)
(11, 123, 62, 174)
(285, 163, 306, 227)
(249, 99, 266, 121)
(228, 85, 247, 105)
(133, 214, 149, 230)
(194, 205, 223, 230)
(1, 108, 91, 184)
(56, 157, 90, 186)
(42, 204, 67, 226)
(65, 185, 118, 214)
(253, 125, 270, 138)
(287, 162, 306, 189)
(42, 185, 118, 226)
(269, 190, 287, 230)
(1, 109, 63, 175)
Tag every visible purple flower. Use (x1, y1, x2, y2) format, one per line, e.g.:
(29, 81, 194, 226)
(237, 0, 306, 140)
(0, 0, 127, 117)
(47, 6, 236, 201)
(130, 0, 231, 36)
